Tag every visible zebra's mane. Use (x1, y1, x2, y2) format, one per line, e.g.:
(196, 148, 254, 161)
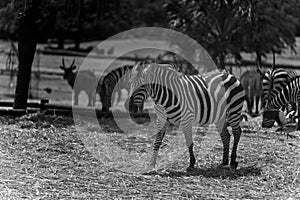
(151, 62, 182, 77)
(288, 75, 300, 82)
(102, 65, 133, 81)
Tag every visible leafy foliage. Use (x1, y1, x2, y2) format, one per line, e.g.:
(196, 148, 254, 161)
(0, 0, 20, 39)
(0, 0, 168, 42)
(164, 0, 299, 68)
(241, 0, 299, 56)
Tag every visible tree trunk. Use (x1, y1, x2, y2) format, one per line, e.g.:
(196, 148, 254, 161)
(272, 50, 276, 70)
(13, 0, 40, 109)
(218, 52, 226, 69)
(256, 51, 262, 68)
(74, 0, 83, 50)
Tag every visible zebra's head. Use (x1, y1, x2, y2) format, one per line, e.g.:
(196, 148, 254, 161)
(127, 62, 152, 113)
(262, 109, 287, 128)
(262, 95, 284, 128)
(129, 62, 152, 96)
(125, 85, 148, 113)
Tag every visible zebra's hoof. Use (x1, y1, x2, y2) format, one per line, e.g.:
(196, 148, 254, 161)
(186, 166, 195, 172)
(230, 162, 238, 169)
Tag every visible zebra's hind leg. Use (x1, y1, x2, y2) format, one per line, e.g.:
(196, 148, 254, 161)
(227, 110, 242, 169)
(216, 120, 230, 166)
(182, 122, 196, 171)
(230, 126, 241, 169)
(297, 102, 300, 131)
(220, 129, 230, 166)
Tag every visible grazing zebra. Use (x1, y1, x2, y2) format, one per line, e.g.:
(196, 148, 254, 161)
(240, 71, 263, 116)
(60, 58, 97, 106)
(128, 63, 245, 170)
(261, 68, 297, 128)
(100, 65, 146, 112)
(96, 75, 122, 110)
(263, 76, 300, 130)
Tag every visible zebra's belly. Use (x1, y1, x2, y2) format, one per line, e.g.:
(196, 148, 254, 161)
(156, 97, 228, 127)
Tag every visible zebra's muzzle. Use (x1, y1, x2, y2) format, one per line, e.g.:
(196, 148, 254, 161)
(262, 110, 286, 128)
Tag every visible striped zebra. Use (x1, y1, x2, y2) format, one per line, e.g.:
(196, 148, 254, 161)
(125, 61, 180, 112)
(99, 65, 146, 112)
(128, 63, 245, 170)
(261, 68, 297, 128)
(263, 76, 300, 130)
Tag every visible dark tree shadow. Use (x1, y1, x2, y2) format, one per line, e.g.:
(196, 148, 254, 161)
(143, 164, 262, 180)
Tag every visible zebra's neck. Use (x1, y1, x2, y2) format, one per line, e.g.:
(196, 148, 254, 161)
(145, 67, 181, 105)
(105, 65, 133, 89)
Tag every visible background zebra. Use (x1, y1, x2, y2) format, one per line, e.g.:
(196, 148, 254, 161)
(263, 76, 300, 130)
(261, 68, 297, 128)
(129, 63, 245, 170)
(240, 71, 263, 117)
(99, 65, 145, 112)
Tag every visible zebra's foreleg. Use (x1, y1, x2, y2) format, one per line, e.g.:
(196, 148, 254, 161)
(182, 122, 196, 171)
(255, 95, 260, 115)
(148, 120, 168, 169)
(73, 91, 79, 105)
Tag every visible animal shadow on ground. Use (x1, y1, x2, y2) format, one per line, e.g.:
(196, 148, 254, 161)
(144, 165, 262, 180)
(97, 117, 124, 133)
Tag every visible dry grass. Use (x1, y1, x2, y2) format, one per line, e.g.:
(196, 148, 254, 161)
(0, 113, 299, 199)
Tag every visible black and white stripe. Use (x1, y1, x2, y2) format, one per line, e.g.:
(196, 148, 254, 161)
(129, 63, 245, 170)
(99, 65, 139, 112)
(262, 68, 297, 128)
(263, 76, 300, 130)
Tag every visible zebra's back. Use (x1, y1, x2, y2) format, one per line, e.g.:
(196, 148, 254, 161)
(262, 68, 297, 98)
(164, 70, 244, 127)
(194, 71, 244, 125)
(100, 65, 133, 111)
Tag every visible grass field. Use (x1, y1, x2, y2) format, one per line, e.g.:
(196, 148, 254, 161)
(0, 113, 299, 199)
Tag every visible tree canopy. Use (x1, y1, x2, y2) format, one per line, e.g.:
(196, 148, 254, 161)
(164, 0, 300, 69)
(0, 0, 168, 42)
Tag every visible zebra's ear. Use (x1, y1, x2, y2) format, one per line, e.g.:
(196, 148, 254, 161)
(142, 63, 153, 75)
(135, 62, 144, 72)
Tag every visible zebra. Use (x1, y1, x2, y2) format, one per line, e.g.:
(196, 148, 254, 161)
(240, 71, 263, 116)
(261, 68, 297, 128)
(263, 76, 300, 130)
(128, 63, 245, 170)
(124, 61, 180, 112)
(99, 65, 146, 112)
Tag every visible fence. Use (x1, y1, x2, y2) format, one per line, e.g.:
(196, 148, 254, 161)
(1, 41, 300, 107)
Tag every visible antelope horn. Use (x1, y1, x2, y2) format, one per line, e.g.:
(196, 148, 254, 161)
(62, 57, 65, 68)
(70, 59, 75, 67)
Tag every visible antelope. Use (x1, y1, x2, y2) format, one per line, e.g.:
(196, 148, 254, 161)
(60, 58, 97, 106)
(240, 70, 263, 117)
